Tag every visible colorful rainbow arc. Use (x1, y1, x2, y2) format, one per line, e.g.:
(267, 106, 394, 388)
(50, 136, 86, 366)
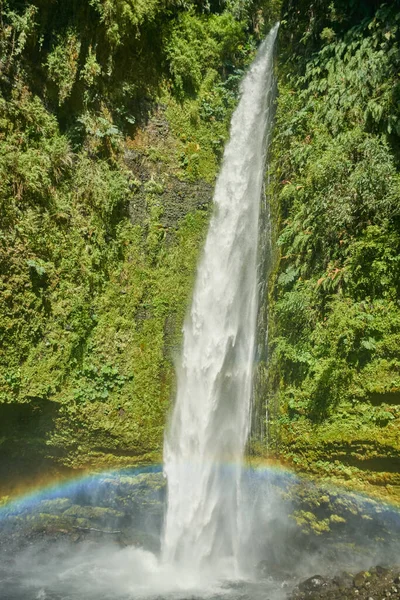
(1, 463, 399, 519)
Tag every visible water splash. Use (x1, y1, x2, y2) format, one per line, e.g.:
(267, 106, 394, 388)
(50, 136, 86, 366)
(162, 24, 279, 574)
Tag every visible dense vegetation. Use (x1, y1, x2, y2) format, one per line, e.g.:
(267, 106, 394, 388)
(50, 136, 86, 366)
(1, 0, 399, 504)
(264, 0, 400, 500)
(0, 0, 280, 481)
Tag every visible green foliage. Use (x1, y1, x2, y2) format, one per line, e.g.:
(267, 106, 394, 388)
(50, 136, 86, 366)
(0, 1, 37, 77)
(72, 364, 131, 403)
(46, 30, 81, 105)
(1, 0, 279, 471)
(0, 0, 281, 476)
(267, 1, 400, 481)
(164, 11, 246, 96)
(0, 85, 211, 462)
(0, 0, 270, 142)
(298, 9, 400, 137)
(280, 0, 392, 67)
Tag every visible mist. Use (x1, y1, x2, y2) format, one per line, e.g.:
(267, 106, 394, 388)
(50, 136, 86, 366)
(1, 467, 399, 600)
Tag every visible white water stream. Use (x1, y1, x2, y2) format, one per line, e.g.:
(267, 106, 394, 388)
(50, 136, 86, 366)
(163, 24, 279, 577)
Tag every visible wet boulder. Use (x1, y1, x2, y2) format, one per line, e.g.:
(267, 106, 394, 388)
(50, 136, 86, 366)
(298, 575, 328, 593)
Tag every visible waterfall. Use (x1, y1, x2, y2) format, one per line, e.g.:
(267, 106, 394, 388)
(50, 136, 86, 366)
(162, 24, 279, 576)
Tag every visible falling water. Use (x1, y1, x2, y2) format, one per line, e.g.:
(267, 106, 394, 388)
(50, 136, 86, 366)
(163, 25, 279, 576)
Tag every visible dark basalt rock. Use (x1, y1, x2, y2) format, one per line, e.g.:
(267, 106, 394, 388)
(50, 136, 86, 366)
(299, 575, 328, 592)
(333, 572, 354, 590)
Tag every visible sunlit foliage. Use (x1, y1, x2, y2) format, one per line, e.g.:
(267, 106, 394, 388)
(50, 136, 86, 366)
(266, 3, 400, 482)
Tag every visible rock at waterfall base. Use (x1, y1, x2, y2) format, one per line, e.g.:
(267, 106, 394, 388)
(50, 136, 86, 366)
(289, 566, 400, 600)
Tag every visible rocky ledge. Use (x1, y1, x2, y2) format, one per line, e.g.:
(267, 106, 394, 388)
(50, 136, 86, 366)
(289, 567, 400, 600)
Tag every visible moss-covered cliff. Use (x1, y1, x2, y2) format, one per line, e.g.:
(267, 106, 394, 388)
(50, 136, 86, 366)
(2, 0, 399, 506)
(0, 0, 281, 485)
(261, 0, 400, 502)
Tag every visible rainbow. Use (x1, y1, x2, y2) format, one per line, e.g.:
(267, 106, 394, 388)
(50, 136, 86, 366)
(0, 464, 162, 520)
(1, 462, 399, 523)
